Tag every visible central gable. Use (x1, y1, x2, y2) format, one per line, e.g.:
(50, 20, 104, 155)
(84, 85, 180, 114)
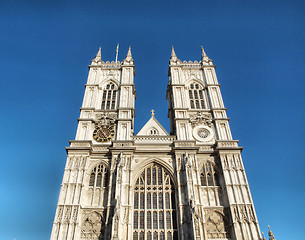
(136, 113, 168, 136)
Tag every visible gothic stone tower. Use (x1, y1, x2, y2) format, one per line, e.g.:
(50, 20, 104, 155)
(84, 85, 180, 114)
(51, 46, 262, 240)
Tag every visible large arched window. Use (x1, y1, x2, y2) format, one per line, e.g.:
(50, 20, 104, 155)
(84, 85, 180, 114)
(133, 163, 178, 240)
(188, 83, 206, 109)
(101, 82, 117, 110)
(200, 162, 220, 187)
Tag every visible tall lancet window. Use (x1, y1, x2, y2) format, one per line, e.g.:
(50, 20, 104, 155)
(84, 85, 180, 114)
(200, 162, 220, 187)
(101, 82, 117, 110)
(188, 83, 206, 109)
(89, 164, 109, 188)
(133, 164, 178, 240)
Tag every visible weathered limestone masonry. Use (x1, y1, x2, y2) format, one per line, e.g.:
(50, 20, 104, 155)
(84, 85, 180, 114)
(51, 46, 262, 240)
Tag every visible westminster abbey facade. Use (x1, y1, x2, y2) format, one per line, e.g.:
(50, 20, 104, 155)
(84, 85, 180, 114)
(51, 46, 262, 240)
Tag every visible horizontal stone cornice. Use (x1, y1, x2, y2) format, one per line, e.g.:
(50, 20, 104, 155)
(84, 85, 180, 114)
(206, 83, 221, 87)
(216, 140, 243, 152)
(133, 135, 176, 144)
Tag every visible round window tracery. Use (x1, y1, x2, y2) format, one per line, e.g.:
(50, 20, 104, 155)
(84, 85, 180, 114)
(193, 126, 213, 142)
(198, 128, 209, 138)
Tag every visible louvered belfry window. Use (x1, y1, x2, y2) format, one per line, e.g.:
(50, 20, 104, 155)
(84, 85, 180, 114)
(189, 83, 206, 109)
(133, 164, 178, 240)
(101, 83, 117, 110)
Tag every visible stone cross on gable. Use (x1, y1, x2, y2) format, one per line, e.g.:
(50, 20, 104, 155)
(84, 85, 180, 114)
(151, 109, 155, 116)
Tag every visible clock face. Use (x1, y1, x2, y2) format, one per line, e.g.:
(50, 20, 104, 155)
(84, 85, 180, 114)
(93, 125, 115, 142)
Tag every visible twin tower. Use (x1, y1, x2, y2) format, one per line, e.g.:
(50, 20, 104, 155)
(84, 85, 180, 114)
(51, 46, 263, 240)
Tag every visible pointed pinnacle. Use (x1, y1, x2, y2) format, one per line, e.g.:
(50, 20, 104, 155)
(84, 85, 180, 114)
(268, 226, 275, 240)
(201, 45, 211, 63)
(201, 45, 207, 57)
(127, 46, 132, 58)
(92, 46, 102, 63)
(123, 46, 133, 63)
(96, 46, 101, 58)
(262, 232, 267, 240)
(171, 46, 177, 57)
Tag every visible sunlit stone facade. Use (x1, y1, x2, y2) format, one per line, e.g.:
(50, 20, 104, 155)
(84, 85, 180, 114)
(51, 46, 262, 240)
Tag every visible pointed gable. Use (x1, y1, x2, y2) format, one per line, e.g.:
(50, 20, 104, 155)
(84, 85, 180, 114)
(137, 112, 168, 136)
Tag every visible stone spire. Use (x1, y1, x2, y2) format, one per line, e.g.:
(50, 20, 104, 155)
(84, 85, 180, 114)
(169, 46, 179, 63)
(262, 232, 267, 240)
(268, 225, 276, 240)
(91, 46, 103, 64)
(201, 45, 211, 63)
(171, 46, 177, 58)
(123, 46, 134, 64)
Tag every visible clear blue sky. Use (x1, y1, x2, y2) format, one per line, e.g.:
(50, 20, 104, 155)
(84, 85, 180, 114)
(0, 0, 304, 239)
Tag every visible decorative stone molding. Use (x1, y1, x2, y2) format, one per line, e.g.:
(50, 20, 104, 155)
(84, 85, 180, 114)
(174, 141, 196, 148)
(217, 140, 239, 148)
(221, 153, 243, 170)
(113, 141, 133, 147)
(102, 63, 121, 69)
(94, 112, 117, 126)
(70, 141, 91, 148)
(102, 69, 120, 77)
(133, 136, 175, 144)
(198, 146, 214, 152)
(190, 112, 212, 127)
(63, 206, 72, 223)
(91, 146, 108, 152)
(80, 211, 105, 239)
(66, 156, 87, 170)
(204, 209, 231, 239)
(231, 204, 257, 223)
(56, 206, 64, 222)
(71, 206, 78, 223)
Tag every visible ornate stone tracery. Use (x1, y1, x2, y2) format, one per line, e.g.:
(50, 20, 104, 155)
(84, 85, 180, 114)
(190, 112, 212, 127)
(94, 112, 116, 127)
(81, 211, 105, 240)
(205, 210, 230, 239)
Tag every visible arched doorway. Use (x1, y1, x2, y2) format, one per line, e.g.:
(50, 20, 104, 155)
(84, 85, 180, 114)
(133, 163, 178, 240)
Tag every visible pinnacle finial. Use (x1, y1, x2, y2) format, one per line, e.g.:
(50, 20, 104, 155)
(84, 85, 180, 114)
(201, 45, 207, 57)
(92, 46, 102, 63)
(171, 46, 177, 57)
(201, 45, 210, 63)
(115, 43, 119, 63)
(127, 46, 132, 57)
(268, 226, 276, 240)
(123, 46, 133, 63)
(262, 232, 267, 240)
(151, 109, 155, 116)
(170, 46, 179, 63)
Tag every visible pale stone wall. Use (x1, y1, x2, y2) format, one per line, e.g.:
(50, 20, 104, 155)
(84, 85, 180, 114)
(51, 47, 262, 240)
